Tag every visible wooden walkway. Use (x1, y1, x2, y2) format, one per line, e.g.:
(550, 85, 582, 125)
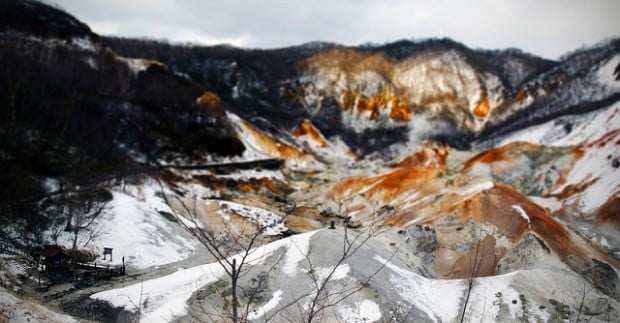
(73, 262, 125, 281)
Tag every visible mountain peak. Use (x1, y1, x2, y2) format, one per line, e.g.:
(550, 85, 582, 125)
(0, 0, 96, 40)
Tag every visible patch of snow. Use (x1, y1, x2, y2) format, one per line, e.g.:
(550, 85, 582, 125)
(227, 112, 323, 171)
(400, 194, 435, 214)
(0, 255, 28, 289)
(43, 178, 60, 192)
(71, 37, 96, 51)
(453, 180, 494, 197)
(495, 235, 513, 249)
(511, 205, 531, 228)
(117, 57, 149, 76)
(316, 263, 351, 282)
(599, 236, 611, 249)
(378, 258, 557, 323)
(215, 169, 285, 181)
(375, 255, 463, 322)
(226, 113, 271, 159)
(297, 130, 356, 165)
(0, 287, 79, 323)
(495, 102, 619, 213)
(554, 130, 619, 213)
(337, 299, 382, 323)
(464, 272, 520, 322)
(215, 200, 288, 236)
(231, 85, 240, 99)
(555, 103, 620, 146)
(282, 231, 317, 276)
(247, 290, 283, 320)
(528, 196, 563, 212)
(467, 161, 494, 179)
(83, 57, 98, 70)
(597, 54, 620, 89)
(390, 191, 420, 208)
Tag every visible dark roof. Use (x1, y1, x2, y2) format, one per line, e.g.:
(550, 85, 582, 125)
(43, 245, 71, 258)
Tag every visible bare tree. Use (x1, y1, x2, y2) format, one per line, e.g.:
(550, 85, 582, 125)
(267, 225, 392, 323)
(4, 62, 30, 130)
(158, 179, 392, 323)
(459, 230, 496, 323)
(158, 180, 274, 323)
(63, 187, 110, 251)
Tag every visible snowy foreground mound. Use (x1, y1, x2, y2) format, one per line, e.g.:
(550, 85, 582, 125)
(91, 229, 615, 322)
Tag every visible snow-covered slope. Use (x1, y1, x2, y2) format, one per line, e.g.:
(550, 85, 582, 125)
(494, 102, 620, 225)
(0, 287, 78, 323)
(91, 228, 618, 322)
(47, 181, 202, 269)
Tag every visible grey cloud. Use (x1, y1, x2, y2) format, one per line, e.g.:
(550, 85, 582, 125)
(51, 0, 620, 59)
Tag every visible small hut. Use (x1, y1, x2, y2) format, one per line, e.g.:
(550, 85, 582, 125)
(42, 245, 72, 269)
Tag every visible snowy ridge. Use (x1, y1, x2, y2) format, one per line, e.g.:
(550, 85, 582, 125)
(499, 101, 620, 146)
(498, 102, 619, 214)
(551, 127, 619, 214)
(91, 231, 318, 322)
(376, 255, 463, 322)
(226, 112, 324, 170)
(90, 227, 609, 322)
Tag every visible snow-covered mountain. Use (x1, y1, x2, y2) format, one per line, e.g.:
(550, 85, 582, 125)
(0, 1, 618, 322)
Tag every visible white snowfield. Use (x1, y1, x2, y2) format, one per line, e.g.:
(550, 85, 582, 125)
(91, 231, 317, 322)
(51, 182, 201, 269)
(89, 228, 586, 323)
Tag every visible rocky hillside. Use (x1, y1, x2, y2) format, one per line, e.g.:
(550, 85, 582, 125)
(0, 1, 618, 322)
(103, 35, 619, 153)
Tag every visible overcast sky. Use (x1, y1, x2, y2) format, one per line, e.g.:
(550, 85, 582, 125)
(50, 0, 619, 59)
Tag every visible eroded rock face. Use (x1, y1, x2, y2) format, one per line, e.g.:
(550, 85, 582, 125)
(290, 48, 506, 133)
(497, 233, 555, 274)
(581, 258, 619, 299)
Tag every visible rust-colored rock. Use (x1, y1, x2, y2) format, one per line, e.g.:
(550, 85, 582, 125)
(293, 119, 329, 148)
(238, 119, 310, 161)
(443, 235, 502, 279)
(393, 144, 449, 169)
(596, 194, 620, 228)
(462, 141, 540, 170)
(473, 95, 490, 118)
(196, 91, 221, 108)
(334, 166, 441, 203)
